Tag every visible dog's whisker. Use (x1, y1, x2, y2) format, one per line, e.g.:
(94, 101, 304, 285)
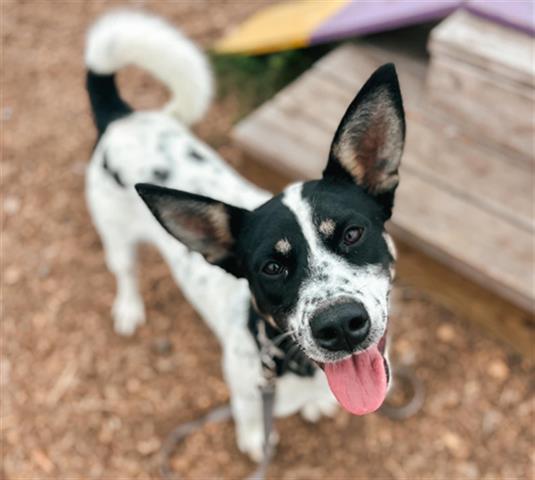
(270, 329, 298, 347)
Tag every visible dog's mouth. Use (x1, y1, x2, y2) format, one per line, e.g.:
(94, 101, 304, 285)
(316, 333, 389, 415)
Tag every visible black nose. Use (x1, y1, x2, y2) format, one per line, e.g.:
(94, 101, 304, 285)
(310, 302, 370, 352)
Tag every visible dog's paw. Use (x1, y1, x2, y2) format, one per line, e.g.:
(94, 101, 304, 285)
(237, 425, 278, 463)
(112, 297, 145, 336)
(301, 398, 338, 423)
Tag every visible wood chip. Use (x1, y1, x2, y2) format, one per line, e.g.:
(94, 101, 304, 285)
(487, 359, 510, 380)
(31, 449, 55, 473)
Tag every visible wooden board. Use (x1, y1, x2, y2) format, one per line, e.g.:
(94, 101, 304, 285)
(428, 11, 535, 162)
(233, 42, 535, 314)
(429, 10, 534, 86)
(395, 240, 535, 359)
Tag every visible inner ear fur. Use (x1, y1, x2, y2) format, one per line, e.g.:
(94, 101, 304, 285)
(135, 183, 249, 276)
(324, 63, 405, 197)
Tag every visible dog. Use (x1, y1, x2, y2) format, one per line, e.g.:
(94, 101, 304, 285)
(85, 11, 404, 461)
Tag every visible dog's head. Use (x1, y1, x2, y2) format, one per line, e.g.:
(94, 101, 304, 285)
(137, 64, 405, 415)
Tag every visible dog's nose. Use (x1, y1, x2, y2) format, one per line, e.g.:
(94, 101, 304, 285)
(310, 302, 370, 352)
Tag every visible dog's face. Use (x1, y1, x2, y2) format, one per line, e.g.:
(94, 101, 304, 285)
(137, 64, 405, 415)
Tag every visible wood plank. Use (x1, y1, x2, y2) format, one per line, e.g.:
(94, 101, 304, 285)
(427, 54, 535, 163)
(428, 10, 535, 161)
(234, 113, 327, 180)
(404, 112, 534, 233)
(429, 10, 534, 87)
(313, 43, 427, 105)
(394, 240, 535, 360)
(393, 172, 534, 312)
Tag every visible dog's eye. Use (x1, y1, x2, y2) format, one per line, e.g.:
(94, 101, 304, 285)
(343, 226, 364, 246)
(262, 261, 285, 276)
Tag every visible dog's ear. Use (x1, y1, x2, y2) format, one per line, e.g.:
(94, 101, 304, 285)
(323, 63, 405, 218)
(135, 183, 249, 277)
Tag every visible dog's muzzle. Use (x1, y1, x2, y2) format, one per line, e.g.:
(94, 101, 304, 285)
(308, 301, 389, 417)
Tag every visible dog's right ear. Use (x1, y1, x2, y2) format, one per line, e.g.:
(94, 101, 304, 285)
(323, 63, 405, 218)
(135, 183, 249, 277)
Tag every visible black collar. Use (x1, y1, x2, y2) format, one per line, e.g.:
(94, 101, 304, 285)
(247, 304, 316, 378)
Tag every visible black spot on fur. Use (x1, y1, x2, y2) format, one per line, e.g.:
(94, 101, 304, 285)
(102, 152, 125, 188)
(152, 169, 170, 183)
(158, 131, 181, 165)
(189, 148, 206, 162)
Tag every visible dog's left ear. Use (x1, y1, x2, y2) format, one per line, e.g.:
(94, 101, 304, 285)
(323, 63, 405, 218)
(135, 183, 249, 277)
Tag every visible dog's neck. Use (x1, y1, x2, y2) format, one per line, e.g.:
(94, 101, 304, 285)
(247, 303, 316, 378)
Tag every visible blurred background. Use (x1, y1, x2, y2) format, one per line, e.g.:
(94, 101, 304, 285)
(2, 1, 533, 478)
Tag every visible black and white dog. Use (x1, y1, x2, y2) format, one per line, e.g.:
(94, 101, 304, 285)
(85, 11, 404, 461)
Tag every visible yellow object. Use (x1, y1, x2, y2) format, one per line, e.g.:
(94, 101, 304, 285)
(214, 0, 347, 55)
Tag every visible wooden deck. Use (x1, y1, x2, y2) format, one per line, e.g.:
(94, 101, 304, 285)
(232, 38, 534, 355)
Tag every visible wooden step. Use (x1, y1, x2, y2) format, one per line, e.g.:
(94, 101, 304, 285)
(233, 43, 535, 317)
(428, 10, 535, 162)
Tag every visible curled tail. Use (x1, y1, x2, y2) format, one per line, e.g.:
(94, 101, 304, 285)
(85, 10, 213, 136)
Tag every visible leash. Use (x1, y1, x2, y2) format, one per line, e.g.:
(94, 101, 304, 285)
(246, 381, 276, 480)
(159, 403, 232, 479)
(160, 321, 279, 480)
(378, 365, 425, 420)
(159, 388, 276, 480)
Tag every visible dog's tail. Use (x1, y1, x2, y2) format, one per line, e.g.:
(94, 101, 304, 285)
(85, 10, 213, 136)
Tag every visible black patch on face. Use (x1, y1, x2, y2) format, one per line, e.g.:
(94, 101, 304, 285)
(102, 152, 125, 188)
(247, 304, 315, 378)
(302, 179, 394, 270)
(236, 194, 310, 327)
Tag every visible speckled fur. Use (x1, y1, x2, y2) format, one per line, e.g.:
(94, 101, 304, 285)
(282, 183, 391, 364)
(85, 11, 340, 463)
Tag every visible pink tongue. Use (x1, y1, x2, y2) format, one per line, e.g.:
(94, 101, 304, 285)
(324, 345, 387, 415)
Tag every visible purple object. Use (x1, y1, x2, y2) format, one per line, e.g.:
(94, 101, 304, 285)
(465, 0, 535, 35)
(311, 0, 461, 45)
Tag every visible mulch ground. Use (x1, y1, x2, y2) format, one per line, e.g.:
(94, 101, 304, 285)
(2, 1, 533, 479)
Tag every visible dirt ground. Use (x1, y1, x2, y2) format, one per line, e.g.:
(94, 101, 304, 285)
(2, 1, 533, 479)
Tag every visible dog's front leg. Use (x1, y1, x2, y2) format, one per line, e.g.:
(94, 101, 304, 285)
(230, 388, 266, 462)
(223, 331, 275, 462)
